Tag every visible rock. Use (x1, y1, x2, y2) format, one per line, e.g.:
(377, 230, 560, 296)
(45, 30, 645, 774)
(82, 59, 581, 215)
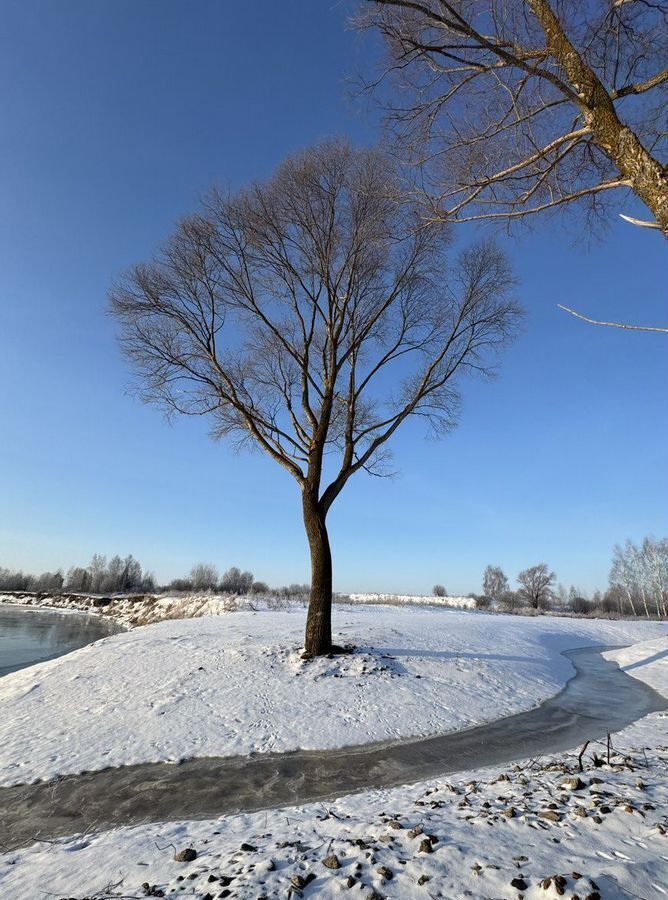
(599, 805, 612, 814)
(240, 842, 257, 852)
(636, 779, 646, 790)
(346, 876, 357, 889)
(562, 777, 586, 791)
(387, 820, 403, 830)
(572, 872, 582, 880)
(174, 848, 197, 862)
(408, 825, 423, 838)
(574, 806, 587, 818)
(503, 806, 516, 818)
(539, 810, 561, 822)
(376, 866, 393, 880)
(511, 877, 528, 890)
(322, 854, 341, 870)
(417, 874, 430, 885)
(418, 839, 433, 854)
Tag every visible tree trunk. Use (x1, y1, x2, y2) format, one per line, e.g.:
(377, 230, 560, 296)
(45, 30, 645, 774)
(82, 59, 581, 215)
(302, 491, 333, 656)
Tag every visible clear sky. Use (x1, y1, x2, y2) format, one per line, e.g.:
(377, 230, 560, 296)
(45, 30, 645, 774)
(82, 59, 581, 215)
(1, 0, 666, 595)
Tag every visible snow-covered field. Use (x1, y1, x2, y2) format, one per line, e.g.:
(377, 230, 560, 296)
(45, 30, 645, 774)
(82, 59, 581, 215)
(0, 604, 665, 788)
(1, 635, 666, 900)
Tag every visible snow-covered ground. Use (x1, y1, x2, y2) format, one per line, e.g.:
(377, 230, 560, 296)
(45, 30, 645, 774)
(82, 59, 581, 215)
(0, 604, 665, 788)
(1, 634, 666, 900)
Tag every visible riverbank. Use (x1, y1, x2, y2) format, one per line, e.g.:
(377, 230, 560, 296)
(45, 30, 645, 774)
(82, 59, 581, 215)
(0, 604, 665, 788)
(1, 639, 666, 899)
(0, 589, 481, 629)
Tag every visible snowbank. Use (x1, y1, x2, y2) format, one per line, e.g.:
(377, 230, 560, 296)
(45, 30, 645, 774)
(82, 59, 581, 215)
(0, 604, 665, 788)
(347, 592, 476, 609)
(605, 636, 668, 695)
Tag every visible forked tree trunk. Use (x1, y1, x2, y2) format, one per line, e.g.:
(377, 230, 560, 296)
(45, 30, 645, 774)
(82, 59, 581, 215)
(302, 491, 333, 656)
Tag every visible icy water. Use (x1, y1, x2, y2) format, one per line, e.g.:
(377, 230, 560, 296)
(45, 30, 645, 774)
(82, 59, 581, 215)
(0, 645, 665, 848)
(0, 606, 120, 677)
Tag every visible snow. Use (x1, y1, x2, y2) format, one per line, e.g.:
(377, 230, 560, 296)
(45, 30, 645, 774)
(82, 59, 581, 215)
(605, 636, 668, 695)
(0, 603, 665, 788)
(1, 633, 666, 900)
(347, 592, 477, 609)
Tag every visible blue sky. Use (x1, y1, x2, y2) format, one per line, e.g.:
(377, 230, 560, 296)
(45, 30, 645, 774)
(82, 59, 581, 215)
(1, 0, 666, 595)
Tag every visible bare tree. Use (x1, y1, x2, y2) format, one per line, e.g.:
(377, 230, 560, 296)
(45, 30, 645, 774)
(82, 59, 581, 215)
(433, 583, 447, 596)
(88, 553, 107, 593)
(610, 536, 668, 617)
(110, 140, 521, 655)
(361, 0, 668, 232)
(482, 564, 509, 600)
(190, 562, 220, 591)
(517, 562, 556, 608)
(219, 566, 254, 594)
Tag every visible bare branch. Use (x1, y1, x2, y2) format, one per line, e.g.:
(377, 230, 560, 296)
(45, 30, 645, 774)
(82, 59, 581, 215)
(557, 304, 668, 333)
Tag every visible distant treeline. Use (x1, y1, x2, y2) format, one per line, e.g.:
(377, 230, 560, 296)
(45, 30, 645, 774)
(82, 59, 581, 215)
(0, 554, 155, 595)
(457, 535, 667, 619)
(0, 556, 308, 599)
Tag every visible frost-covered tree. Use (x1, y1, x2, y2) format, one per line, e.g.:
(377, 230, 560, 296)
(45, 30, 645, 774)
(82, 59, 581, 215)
(190, 563, 220, 591)
(433, 584, 447, 597)
(110, 139, 521, 655)
(33, 570, 64, 592)
(88, 554, 108, 593)
(482, 565, 509, 601)
(610, 537, 668, 617)
(64, 566, 92, 592)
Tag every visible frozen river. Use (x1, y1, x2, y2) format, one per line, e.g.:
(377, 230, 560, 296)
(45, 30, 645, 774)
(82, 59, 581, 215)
(0, 605, 119, 677)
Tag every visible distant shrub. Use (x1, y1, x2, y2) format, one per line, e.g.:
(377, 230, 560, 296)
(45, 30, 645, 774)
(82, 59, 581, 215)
(501, 590, 522, 610)
(475, 594, 491, 609)
(570, 595, 592, 615)
(167, 578, 194, 592)
(250, 581, 270, 595)
(433, 584, 447, 597)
